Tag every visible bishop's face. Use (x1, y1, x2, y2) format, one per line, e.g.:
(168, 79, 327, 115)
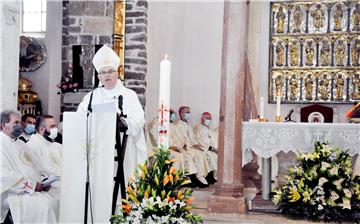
(98, 66, 118, 90)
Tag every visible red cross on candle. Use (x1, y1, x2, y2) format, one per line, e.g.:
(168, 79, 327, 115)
(158, 102, 169, 126)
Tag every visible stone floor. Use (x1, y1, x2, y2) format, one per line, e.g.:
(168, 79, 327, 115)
(191, 187, 340, 224)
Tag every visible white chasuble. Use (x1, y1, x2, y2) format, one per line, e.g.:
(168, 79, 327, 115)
(77, 80, 148, 190)
(59, 112, 116, 223)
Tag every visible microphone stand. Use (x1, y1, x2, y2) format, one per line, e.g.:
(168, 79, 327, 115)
(284, 109, 296, 122)
(111, 95, 128, 215)
(84, 91, 94, 224)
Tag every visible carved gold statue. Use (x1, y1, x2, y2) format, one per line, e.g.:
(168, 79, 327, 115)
(276, 6, 286, 33)
(335, 73, 345, 100)
(352, 73, 360, 99)
(353, 3, 360, 31)
(320, 40, 331, 66)
(305, 41, 315, 66)
(293, 6, 302, 33)
(289, 74, 298, 100)
(275, 75, 283, 96)
(276, 43, 284, 66)
(304, 74, 314, 100)
(333, 4, 343, 31)
(290, 41, 299, 66)
(311, 4, 325, 30)
(319, 74, 330, 100)
(352, 39, 360, 66)
(335, 40, 345, 66)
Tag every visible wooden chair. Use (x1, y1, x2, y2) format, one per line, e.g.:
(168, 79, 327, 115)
(300, 104, 333, 123)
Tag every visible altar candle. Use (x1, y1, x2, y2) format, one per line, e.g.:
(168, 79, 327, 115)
(259, 97, 264, 118)
(276, 96, 281, 116)
(158, 54, 171, 149)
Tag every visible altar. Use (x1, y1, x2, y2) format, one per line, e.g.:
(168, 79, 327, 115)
(242, 122, 360, 199)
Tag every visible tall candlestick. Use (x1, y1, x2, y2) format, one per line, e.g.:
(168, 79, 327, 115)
(275, 96, 281, 122)
(259, 97, 264, 119)
(158, 54, 171, 149)
(276, 96, 281, 116)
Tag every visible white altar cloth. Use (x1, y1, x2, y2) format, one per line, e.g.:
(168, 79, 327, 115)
(242, 122, 360, 159)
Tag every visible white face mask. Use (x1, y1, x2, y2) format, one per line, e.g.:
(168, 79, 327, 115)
(48, 128, 58, 140)
(204, 119, 211, 127)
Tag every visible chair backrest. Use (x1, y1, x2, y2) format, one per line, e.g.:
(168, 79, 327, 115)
(300, 104, 333, 123)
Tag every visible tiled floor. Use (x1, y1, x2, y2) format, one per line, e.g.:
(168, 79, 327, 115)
(191, 187, 341, 224)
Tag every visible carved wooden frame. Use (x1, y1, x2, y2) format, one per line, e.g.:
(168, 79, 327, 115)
(114, 0, 126, 80)
(269, 1, 360, 104)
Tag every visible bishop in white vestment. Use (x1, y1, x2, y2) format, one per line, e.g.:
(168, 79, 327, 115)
(1, 110, 58, 223)
(77, 45, 148, 196)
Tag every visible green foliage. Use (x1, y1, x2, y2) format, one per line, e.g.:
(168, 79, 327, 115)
(272, 142, 360, 222)
(111, 147, 202, 224)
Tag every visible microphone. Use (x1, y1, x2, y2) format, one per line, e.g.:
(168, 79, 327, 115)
(117, 95, 128, 131)
(285, 109, 295, 122)
(87, 91, 94, 113)
(118, 95, 127, 118)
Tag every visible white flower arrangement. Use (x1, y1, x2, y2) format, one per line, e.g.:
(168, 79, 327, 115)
(272, 142, 360, 222)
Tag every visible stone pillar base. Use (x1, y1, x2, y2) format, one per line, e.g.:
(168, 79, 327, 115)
(208, 194, 247, 214)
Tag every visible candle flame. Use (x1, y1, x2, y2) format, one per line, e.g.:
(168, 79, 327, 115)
(164, 54, 168, 59)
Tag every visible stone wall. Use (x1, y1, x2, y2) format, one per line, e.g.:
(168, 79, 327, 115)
(61, 0, 148, 113)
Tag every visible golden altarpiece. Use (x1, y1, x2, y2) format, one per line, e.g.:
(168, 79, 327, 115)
(269, 1, 360, 104)
(114, 0, 126, 80)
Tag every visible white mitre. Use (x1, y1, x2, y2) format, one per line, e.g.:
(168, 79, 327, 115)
(92, 45, 120, 72)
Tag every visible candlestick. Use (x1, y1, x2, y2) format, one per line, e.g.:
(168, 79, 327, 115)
(158, 54, 171, 149)
(259, 97, 264, 119)
(276, 96, 281, 116)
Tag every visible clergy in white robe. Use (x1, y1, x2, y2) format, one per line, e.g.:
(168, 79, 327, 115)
(193, 112, 218, 177)
(77, 45, 147, 196)
(26, 115, 62, 178)
(147, 111, 197, 176)
(0, 110, 58, 223)
(174, 106, 212, 185)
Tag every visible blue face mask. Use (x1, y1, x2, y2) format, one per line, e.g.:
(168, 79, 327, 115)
(24, 124, 36, 135)
(184, 112, 191, 121)
(170, 113, 177, 123)
(204, 119, 211, 127)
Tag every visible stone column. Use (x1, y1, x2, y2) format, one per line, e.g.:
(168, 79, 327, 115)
(0, 1, 20, 111)
(208, 0, 249, 214)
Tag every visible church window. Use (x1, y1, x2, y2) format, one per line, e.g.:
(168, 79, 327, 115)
(21, 0, 47, 36)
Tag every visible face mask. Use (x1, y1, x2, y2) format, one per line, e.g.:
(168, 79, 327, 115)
(24, 124, 36, 135)
(184, 112, 191, 121)
(170, 113, 177, 123)
(204, 119, 212, 127)
(11, 124, 23, 138)
(46, 128, 58, 140)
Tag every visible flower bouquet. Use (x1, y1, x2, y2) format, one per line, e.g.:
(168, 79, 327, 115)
(57, 64, 78, 94)
(272, 142, 360, 222)
(111, 147, 202, 224)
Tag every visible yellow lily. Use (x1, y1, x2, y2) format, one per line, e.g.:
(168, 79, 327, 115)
(288, 188, 301, 202)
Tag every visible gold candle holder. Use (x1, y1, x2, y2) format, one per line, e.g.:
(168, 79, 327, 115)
(275, 115, 281, 122)
(258, 117, 269, 122)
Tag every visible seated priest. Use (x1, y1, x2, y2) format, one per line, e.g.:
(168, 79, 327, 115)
(0, 110, 58, 223)
(174, 106, 214, 186)
(26, 115, 63, 178)
(20, 113, 37, 141)
(193, 112, 218, 183)
(147, 109, 203, 187)
(77, 44, 147, 190)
